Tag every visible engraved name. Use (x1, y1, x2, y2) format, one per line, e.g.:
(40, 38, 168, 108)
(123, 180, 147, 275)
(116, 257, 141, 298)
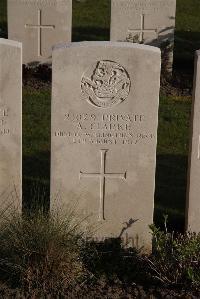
(9, 0, 68, 6)
(55, 112, 155, 145)
(65, 113, 144, 123)
(113, 0, 175, 11)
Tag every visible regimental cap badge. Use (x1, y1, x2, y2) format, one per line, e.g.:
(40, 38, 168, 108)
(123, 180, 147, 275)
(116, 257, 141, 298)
(81, 60, 131, 108)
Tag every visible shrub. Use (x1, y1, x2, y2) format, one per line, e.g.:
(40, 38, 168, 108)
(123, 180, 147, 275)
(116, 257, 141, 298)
(0, 207, 90, 295)
(149, 217, 200, 288)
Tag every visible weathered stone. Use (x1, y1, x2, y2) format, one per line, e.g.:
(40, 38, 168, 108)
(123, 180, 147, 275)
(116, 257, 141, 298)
(51, 42, 161, 252)
(110, 0, 176, 73)
(0, 39, 22, 212)
(186, 50, 200, 233)
(8, 0, 72, 64)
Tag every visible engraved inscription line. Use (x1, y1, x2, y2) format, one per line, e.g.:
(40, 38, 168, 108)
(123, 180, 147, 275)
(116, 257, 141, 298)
(128, 14, 158, 43)
(79, 149, 126, 221)
(25, 9, 55, 56)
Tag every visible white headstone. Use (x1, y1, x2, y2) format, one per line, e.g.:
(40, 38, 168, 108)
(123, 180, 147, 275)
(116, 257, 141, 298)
(0, 39, 22, 211)
(110, 0, 176, 73)
(8, 0, 72, 64)
(186, 50, 200, 233)
(51, 42, 161, 252)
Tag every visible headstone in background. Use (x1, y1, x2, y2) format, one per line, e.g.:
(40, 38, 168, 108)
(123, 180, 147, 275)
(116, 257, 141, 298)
(7, 0, 72, 64)
(186, 50, 200, 233)
(110, 0, 176, 73)
(0, 39, 22, 211)
(51, 41, 161, 252)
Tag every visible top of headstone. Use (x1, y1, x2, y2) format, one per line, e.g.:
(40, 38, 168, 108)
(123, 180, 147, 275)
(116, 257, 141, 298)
(0, 38, 22, 48)
(196, 50, 200, 57)
(111, 0, 176, 4)
(8, 0, 69, 2)
(53, 41, 161, 54)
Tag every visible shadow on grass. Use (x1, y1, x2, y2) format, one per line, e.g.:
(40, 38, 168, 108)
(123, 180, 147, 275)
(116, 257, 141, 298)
(83, 238, 150, 285)
(72, 26, 110, 42)
(154, 154, 188, 232)
(0, 21, 7, 38)
(174, 31, 200, 72)
(23, 151, 50, 215)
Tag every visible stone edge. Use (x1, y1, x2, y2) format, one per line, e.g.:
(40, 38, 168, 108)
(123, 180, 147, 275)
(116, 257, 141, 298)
(196, 50, 200, 57)
(111, 0, 176, 5)
(185, 49, 200, 231)
(0, 37, 22, 210)
(0, 38, 22, 48)
(53, 41, 161, 54)
(7, 0, 70, 2)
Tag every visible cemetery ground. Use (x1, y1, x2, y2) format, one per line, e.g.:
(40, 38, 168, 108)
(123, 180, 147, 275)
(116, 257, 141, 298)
(21, 0, 200, 230)
(1, 0, 200, 298)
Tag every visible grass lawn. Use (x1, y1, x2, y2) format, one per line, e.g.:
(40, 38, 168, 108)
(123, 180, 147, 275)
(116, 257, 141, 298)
(175, 0, 200, 68)
(1, 0, 200, 229)
(155, 95, 191, 230)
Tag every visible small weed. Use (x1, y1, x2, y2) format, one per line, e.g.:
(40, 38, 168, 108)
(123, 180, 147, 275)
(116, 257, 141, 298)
(149, 216, 200, 288)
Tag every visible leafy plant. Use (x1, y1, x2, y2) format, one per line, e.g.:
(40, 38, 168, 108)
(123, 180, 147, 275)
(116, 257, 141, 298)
(149, 216, 200, 287)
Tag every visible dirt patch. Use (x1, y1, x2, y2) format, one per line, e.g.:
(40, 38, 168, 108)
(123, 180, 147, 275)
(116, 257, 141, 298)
(1, 280, 200, 298)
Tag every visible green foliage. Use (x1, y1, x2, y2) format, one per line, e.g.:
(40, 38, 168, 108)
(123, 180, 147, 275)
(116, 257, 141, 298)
(149, 217, 200, 287)
(0, 208, 90, 294)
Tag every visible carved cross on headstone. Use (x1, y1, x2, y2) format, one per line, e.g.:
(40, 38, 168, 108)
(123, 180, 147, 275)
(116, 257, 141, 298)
(79, 149, 127, 221)
(25, 9, 55, 57)
(128, 14, 158, 43)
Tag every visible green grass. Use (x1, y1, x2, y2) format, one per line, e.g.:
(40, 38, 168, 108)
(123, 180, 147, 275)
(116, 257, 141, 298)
(155, 95, 191, 230)
(158, 95, 191, 156)
(0, 0, 199, 229)
(175, 0, 200, 67)
(22, 87, 51, 210)
(176, 0, 200, 32)
(73, 0, 110, 41)
(23, 88, 50, 158)
(0, 0, 6, 23)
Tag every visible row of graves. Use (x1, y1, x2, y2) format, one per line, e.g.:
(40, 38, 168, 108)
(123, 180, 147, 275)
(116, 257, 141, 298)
(0, 0, 198, 253)
(7, 0, 176, 74)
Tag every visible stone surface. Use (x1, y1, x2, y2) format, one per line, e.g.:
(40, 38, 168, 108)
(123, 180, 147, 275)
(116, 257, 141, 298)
(8, 0, 72, 64)
(51, 42, 161, 252)
(0, 39, 22, 211)
(186, 51, 200, 233)
(110, 0, 176, 72)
